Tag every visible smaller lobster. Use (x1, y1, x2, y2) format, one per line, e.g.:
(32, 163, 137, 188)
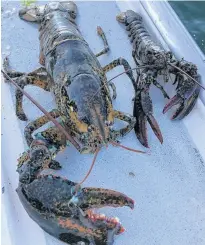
(117, 10, 201, 148)
(17, 135, 134, 245)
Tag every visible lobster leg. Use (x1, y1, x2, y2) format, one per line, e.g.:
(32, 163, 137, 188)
(111, 110, 136, 139)
(15, 74, 51, 121)
(95, 26, 109, 57)
(3, 58, 52, 121)
(153, 80, 170, 99)
(24, 109, 61, 146)
(109, 82, 117, 100)
(103, 57, 136, 87)
(3, 57, 49, 80)
(3, 57, 25, 78)
(24, 92, 88, 153)
(3, 74, 28, 121)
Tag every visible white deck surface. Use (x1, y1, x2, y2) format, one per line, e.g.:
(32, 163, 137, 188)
(2, 1, 205, 245)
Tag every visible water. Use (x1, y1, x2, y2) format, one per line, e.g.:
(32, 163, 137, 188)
(170, 1, 205, 54)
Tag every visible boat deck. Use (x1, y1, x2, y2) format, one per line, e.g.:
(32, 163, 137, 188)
(2, 1, 205, 245)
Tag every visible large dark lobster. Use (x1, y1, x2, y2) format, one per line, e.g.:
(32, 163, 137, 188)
(4, 2, 144, 245)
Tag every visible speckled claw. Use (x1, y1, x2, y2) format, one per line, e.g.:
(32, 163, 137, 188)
(17, 176, 134, 245)
(163, 60, 201, 120)
(133, 94, 148, 147)
(17, 142, 134, 245)
(163, 78, 200, 120)
(173, 87, 200, 120)
(133, 90, 163, 148)
(80, 187, 134, 210)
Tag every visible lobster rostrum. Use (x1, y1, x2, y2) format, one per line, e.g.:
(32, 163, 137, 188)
(4, 2, 141, 156)
(17, 137, 134, 245)
(117, 10, 201, 148)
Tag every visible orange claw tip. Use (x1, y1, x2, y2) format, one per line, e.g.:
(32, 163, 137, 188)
(119, 226, 126, 234)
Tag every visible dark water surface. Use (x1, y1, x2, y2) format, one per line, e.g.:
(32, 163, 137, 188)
(170, 1, 205, 54)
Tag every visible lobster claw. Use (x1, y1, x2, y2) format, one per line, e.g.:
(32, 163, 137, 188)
(17, 175, 134, 245)
(134, 89, 163, 148)
(163, 74, 201, 120)
(17, 142, 134, 245)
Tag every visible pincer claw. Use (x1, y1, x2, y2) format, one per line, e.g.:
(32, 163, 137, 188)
(133, 96, 163, 148)
(133, 76, 163, 148)
(17, 143, 135, 245)
(163, 73, 201, 120)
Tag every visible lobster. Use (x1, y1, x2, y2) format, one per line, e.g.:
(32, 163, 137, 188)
(117, 10, 201, 148)
(4, 2, 140, 155)
(3, 2, 145, 244)
(17, 137, 134, 245)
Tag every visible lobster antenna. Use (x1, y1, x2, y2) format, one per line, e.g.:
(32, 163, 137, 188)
(111, 141, 146, 154)
(1, 70, 80, 151)
(168, 63, 205, 90)
(75, 147, 100, 191)
(73, 140, 146, 192)
(106, 65, 151, 83)
(75, 140, 146, 190)
(86, 65, 151, 107)
(86, 62, 204, 109)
